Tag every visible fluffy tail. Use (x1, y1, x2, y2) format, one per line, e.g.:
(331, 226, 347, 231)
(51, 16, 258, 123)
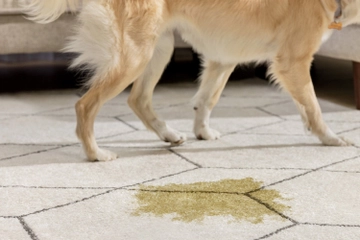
(22, 0, 83, 24)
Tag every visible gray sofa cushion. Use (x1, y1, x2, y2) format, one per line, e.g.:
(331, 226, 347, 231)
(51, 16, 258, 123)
(318, 25, 360, 62)
(0, 0, 30, 15)
(0, 14, 75, 54)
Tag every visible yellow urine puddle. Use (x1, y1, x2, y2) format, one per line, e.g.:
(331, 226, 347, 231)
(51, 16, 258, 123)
(133, 178, 290, 224)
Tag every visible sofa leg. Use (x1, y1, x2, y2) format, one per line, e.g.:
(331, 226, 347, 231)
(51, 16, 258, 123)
(353, 61, 360, 110)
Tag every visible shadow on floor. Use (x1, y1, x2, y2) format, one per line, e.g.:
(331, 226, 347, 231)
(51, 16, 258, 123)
(0, 52, 355, 109)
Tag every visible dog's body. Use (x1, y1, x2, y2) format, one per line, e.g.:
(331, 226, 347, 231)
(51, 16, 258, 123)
(26, 0, 360, 161)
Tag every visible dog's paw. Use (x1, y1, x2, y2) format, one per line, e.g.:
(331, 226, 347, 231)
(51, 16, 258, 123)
(319, 134, 353, 147)
(160, 127, 187, 145)
(195, 127, 221, 140)
(89, 148, 118, 162)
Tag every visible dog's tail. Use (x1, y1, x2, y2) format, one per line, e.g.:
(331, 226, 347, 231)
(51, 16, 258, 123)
(22, 0, 83, 24)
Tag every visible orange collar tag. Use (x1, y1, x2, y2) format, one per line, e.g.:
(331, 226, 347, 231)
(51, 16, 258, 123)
(329, 22, 343, 30)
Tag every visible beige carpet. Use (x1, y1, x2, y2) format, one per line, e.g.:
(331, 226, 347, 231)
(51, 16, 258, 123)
(1, 79, 360, 240)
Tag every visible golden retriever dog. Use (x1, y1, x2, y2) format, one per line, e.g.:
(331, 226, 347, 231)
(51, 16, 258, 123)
(25, 0, 359, 161)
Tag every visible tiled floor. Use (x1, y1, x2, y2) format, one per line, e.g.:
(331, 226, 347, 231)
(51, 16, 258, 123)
(1, 77, 360, 240)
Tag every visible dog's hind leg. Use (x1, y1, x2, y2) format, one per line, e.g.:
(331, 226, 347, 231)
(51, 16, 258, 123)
(76, 65, 151, 161)
(271, 56, 351, 146)
(70, 1, 168, 160)
(193, 61, 236, 140)
(128, 31, 187, 145)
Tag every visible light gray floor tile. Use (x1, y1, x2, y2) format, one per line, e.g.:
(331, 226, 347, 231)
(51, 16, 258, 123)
(0, 90, 79, 115)
(216, 96, 291, 109)
(39, 104, 134, 118)
(0, 188, 105, 217)
(242, 120, 360, 136)
(341, 128, 360, 147)
(265, 224, 360, 240)
(211, 107, 275, 118)
(0, 147, 195, 188)
(325, 157, 360, 172)
(0, 115, 23, 121)
(176, 142, 359, 169)
(0, 145, 84, 167)
(222, 79, 289, 98)
(0, 218, 29, 240)
(223, 133, 320, 148)
(284, 110, 360, 122)
(0, 115, 133, 144)
(0, 144, 57, 161)
(323, 111, 360, 122)
(263, 100, 353, 118)
(266, 171, 360, 225)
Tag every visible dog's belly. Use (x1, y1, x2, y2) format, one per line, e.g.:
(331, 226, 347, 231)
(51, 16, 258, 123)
(172, 20, 278, 64)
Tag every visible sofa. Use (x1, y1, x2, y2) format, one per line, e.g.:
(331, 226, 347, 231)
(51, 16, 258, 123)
(1, 0, 359, 109)
(318, 26, 360, 109)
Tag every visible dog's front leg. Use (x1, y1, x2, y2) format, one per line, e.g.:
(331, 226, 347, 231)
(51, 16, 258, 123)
(193, 61, 236, 140)
(271, 58, 352, 146)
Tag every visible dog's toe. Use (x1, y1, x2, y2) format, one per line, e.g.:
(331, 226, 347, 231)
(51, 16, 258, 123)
(339, 136, 355, 146)
(320, 135, 353, 147)
(160, 127, 187, 146)
(89, 148, 118, 162)
(195, 127, 221, 140)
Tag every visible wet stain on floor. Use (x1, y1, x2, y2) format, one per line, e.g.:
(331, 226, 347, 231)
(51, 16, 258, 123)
(133, 178, 290, 224)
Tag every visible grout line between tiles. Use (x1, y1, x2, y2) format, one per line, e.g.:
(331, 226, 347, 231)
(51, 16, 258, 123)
(0, 105, 76, 122)
(33, 106, 74, 115)
(205, 166, 360, 174)
(328, 120, 360, 123)
(220, 94, 289, 100)
(0, 185, 115, 190)
(0, 145, 73, 162)
(226, 132, 309, 137)
(247, 155, 360, 193)
(337, 126, 360, 134)
(20, 189, 118, 218)
(167, 148, 202, 168)
(301, 222, 360, 228)
(0, 143, 63, 147)
(155, 167, 200, 181)
(114, 117, 139, 131)
(223, 120, 285, 137)
(95, 130, 137, 140)
(0, 115, 31, 122)
(204, 166, 310, 171)
(125, 188, 250, 195)
(114, 112, 133, 118)
(254, 223, 298, 240)
(260, 99, 293, 108)
(244, 193, 297, 224)
(0, 215, 17, 219)
(256, 107, 287, 120)
(18, 217, 40, 240)
(324, 170, 360, 174)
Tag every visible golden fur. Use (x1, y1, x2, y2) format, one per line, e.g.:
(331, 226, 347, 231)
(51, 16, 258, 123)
(26, 0, 360, 161)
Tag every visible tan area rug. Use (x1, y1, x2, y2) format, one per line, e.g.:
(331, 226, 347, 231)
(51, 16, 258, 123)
(1, 79, 360, 240)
